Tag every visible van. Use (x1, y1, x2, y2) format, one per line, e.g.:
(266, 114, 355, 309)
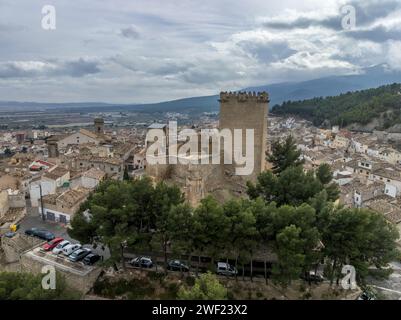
(216, 262, 237, 276)
(62, 243, 81, 256)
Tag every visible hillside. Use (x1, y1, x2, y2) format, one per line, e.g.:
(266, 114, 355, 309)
(272, 83, 401, 130)
(1, 64, 401, 114)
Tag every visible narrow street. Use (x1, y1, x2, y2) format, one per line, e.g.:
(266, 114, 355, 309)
(366, 262, 401, 299)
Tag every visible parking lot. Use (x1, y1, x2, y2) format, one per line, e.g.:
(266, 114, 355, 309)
(18, 202, 110, 259)
(26, 246, 97, 275)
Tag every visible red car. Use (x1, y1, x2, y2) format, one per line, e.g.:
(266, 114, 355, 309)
(42, 237, 64, 251)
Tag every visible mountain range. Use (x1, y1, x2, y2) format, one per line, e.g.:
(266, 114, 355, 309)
(1, 64, 400, 113)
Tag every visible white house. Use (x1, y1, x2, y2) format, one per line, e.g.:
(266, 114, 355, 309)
(39, 187, 90, 224)
(57, 129, 101, 149)
(29, 179, 56, 207)
(385, 183, 398, 198)
(70, 168, 105, 189)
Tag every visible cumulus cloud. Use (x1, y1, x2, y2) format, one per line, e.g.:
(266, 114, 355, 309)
(387, 41, 401, 70)
(0, 58, 101, 79)
(0, 0, 400, 103)
(346, 26, 401, 42)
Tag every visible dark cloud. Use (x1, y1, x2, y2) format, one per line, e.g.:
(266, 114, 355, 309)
(0, 62, 38, 78)
(264, 16, 341, 31)
(238, 40, 297, 63)
(350, 0, 400, 26)
(345, 26, 401, 43)
(264, 0, 401, 31)
(0, 58, 101, 79)
(60, 58, 101, 77)
(112, 56, 193, 76)
(120, 25, 140, 39)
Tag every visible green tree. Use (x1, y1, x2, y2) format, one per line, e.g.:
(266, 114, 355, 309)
(151, 182, 185, 273)
(123, 167, 130, 180)
(271, 225, 305, 286)
(0, 272, 80, 300)
(167, 203, 195, 273)
(316, 163, 333, 185)
(247, 166, 339, 206)
(322, 207, 400, 285)
(267, 135, 304, 174)
(69, 178, 185, 270)
(223, 199, 258, 280)
(178, 272, 227, 300)
(193, 196, 230, 271)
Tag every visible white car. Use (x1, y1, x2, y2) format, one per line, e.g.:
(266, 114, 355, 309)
(216, 262, 237, 276)
(62, 243, 81, 256)
(52, 240, 70, 254)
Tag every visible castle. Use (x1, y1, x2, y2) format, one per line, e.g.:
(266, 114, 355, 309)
(146, 91, 269, 205)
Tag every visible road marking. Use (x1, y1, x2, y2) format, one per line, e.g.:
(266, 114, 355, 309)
(370, 285, 401, 295)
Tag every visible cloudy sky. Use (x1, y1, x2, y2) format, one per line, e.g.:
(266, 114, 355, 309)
(0, 0, 400, 103)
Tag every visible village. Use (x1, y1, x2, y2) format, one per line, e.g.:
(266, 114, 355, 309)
(0, 104, 401, 298)
(271, 116, 401, 239)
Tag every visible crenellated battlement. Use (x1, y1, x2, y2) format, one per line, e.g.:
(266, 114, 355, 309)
(219, 91, 269, 103)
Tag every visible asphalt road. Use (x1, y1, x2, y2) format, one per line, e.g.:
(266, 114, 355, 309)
(366, 262, 401, 300)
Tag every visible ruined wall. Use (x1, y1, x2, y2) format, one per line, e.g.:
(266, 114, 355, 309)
(0, 190, 9, 218)
(171, 159, 224, 206)
(8, 193, 25, 208)
(20, 253, 102, 294)
(0, 234, 42, 263)
(145, 162, 171, 181)
(219, 91, 269, 182)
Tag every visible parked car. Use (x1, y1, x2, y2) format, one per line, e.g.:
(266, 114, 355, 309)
(83, 253, 101, 265)
(43, 237, 64, 251)
(52, 240, 71, 254)
(167, 259, 189, 272)
(301, 271, 324, 283)
(62, 243, 81, 256)
(4, 231, 16, 238)
(130, 256, 153, 268)
(68, 248, 91, 262)
(25, 228, 55, 241)
(358, 289, 376, 300)
(216, 262, 237, 276)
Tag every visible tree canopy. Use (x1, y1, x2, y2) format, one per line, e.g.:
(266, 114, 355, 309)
(267, 135, 304, 174)
(0, 272, 80, 300)
(69, 158, 399, 288)
(272, 83, 401, 129)
(178, 272, 227, 300)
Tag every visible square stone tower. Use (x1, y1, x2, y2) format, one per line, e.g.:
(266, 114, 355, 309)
(219, 91, 269, 181)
